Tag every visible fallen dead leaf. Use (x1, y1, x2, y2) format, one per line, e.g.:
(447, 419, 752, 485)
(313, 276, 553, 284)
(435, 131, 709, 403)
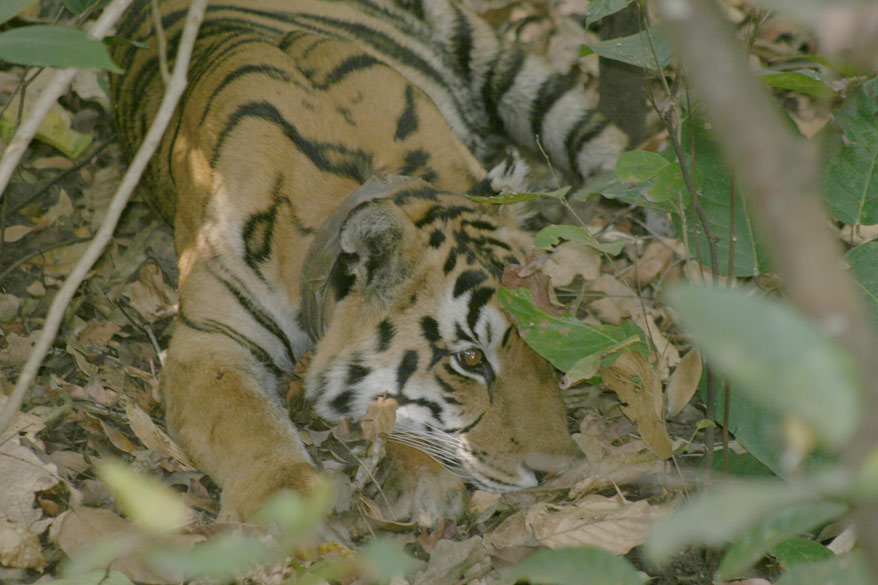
(26, 281, 46, 297)
(600, 352, 673, 459)
(79, 320, 121, 346)
(666, 349, 703, 417)
(0, 330, 41, 366)
(413, 536, 486, 585)
(361, 397, 397, 442)
(625, 239, 676, 287)
(0, 516, 51, 570)
(542, 241, 601, 287)
(2, 224, 34, 243)
(99, 421, 139, 454)
(27, 241, 91, 277)
(124, 264, 177, 322)
(124, 401, 195, 472)
(502, 256, 566, 316)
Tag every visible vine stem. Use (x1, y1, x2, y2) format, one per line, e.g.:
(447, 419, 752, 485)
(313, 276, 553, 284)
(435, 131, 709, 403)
(0, 0, 209, 435)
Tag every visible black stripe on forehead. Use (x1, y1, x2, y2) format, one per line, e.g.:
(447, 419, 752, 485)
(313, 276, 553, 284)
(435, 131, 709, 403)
(453, 270, 488, 298)
(467, 287, 495, 332)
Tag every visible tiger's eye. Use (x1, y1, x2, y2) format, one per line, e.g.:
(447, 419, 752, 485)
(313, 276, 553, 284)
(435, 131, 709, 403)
(458, 348, 484, 369)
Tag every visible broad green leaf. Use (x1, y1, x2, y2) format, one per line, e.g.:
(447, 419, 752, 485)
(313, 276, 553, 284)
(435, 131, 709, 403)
(717, 502, 846, 578)
(675, 115, 770, 276)
(533, 224, 624, 255)
(564, 334, 641, 384)
(775, 552, 872, 585)
(758, 69, 837, 98)
(666, 285, 861, 447)
(1, 106, 93, 158)
(98, 461, 193, 533)
(846, 242, 878, 332)
(646, 480, 828, 563)
(360, 539, 420, 584)
(499, 287, 645, 372)
(649, 161, 686, 203)
(504, 548, 644, 585)
(586, 0, 635, 28)
(50, 571, 135, 585)
(823, 79, 878, 224)
(146, 532, 278, 580)
(254, 486, 330, 534)
(0, 25, 122, 72)
(0, 0, 35, 25)
(770, 537, 834, 569)
(582, 24, 673, 73)
(615, 150, 670, 183)
(63, 0, 103, 14)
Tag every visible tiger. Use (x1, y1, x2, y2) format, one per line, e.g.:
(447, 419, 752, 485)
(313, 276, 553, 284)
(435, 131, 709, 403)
(111, 0, 627, 523)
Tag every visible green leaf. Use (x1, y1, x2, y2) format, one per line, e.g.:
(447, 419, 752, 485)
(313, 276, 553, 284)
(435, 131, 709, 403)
(504, 548, 645, 585)
(62, 0, 103, 14)
(649, 161, 686, 203)
(146, 532, 278, 580)
(0, 0, 35, 25)
(775, 552, 872, 585)
(823, 79, 878, 224)
(645, 480, 827, 563)
(615, 150, 670, 183)
(360, 539, 420, 584)
(770, 537, 834, 569)
(582, 24, 673, 73)
(98, 461, 193, 533)
(666, 285, 861, 447)
(846, 242, 878, 332)
(707, 449, 775, 478)
(0, 25, 123, 72)
(499, 287, 645, 372)
(533, 224, 624, 255)
(254, 487, 330, 535)
(758, 69, 837, 98)
(49, 571, 135, 585)
(586, 0, 636, 28)
(717, 502, 846, 578)
(675, 115, 770, 276)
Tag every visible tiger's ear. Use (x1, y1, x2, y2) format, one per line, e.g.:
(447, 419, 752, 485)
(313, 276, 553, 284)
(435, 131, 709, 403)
(339, 200, 409, 302)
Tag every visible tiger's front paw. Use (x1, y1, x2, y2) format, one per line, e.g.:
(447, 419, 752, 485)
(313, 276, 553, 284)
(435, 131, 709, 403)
(379, 443, 467, 527)
(218, 459, 322, 522)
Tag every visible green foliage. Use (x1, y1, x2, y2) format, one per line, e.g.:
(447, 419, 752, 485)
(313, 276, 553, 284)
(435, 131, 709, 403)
(770, 537, 834, 569)
(0, 25, 122, 71)
(0, 0, 35, 24)
(716, 502, 846, 579)
(534, 224, 624, 255)
(581, 24, 673, 73)
(498, 287, 645, 373)
(774, 551, 873, 585)
(822, 79, 878, 224)
(48, 571, 135, 585)
(503, 548, 645, 585)
(846, 241, 878, 330)
(757, 69, 837, 98)
(665, 285, 861, 447)
(585, 0, 635, 28)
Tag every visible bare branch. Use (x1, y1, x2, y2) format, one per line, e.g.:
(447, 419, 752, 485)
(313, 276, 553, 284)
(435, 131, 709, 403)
(0, 0, 209, 434)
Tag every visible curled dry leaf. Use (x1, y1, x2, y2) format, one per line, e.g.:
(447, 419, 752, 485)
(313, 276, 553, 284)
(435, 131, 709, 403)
(624, 239, 676, 287)
(599, 351, 673, 459)
(666, 348, 703, 418)
(27, 241, 91, 277)
(124, 264, 178, 322)
(125, 401, 195, 472)
(486, 496, 670, 555)
(0, 331, 41, 366)
(502, 256, 566, 316)
(542, 240, 601, 287)
(361, 396, 398, 442)
(78, 320, 121, 346)
(413, 536, 486, 585)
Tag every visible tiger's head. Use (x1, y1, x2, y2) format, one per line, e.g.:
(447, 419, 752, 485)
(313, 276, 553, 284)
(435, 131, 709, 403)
(302, 177, 576, 491)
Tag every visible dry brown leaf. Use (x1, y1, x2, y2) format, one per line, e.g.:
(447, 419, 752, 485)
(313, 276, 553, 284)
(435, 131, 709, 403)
(625, 239, 676, 287)
(413, 536, 486, 585)
(50, 507, 169, 584)
(124, 265, 177, 322)
(361, 397, 398, 442)
(32, 156, 75, 170)
(83, 167, 121, 229)
(487, 497, 669, 555)
(125, 401, 195, 472)
(26, 281, 46, 297)
(27, 241, 91, 277)
(79, 320, 121, 346)
(2, 225, 34, 243)
(46, 450, 92, 475)
(600, 352, 673, 459)
(502, 257, 566, 316)
(0, 294, 21, 322)
(666, 349, 703, 417)
(99, 421, 139, 454)
(542, 241, 601, 287)
(0, 330, 41, 366)
(0, 516, 51, 569)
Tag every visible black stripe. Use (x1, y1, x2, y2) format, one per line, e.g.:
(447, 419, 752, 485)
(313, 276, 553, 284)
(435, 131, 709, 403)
(179, 313, 285, 379)
(420, 316, 441, 343)
(392, 184, 440, 205)
(392, 392, 443, 423)
(331, 390, 355, 415)
(377, 319, 395, 352)
(484, 47, 526, 133)
(449, 4, 473, 80)
(397, 350, 419, 390)
(530, 72, 574, 137)
(466, 287, 495, 331)
(453, 270, 487, 298)
(394, 85, 418, 140)
(311, 53, 381, 90)
(200, 64, 295, 125)
(501, 325, 514, 348)
(413, 205, 474, 228)
(428, 229, 446, 248)
(346, 362, 372, 385)
(212, 100, 372, 182)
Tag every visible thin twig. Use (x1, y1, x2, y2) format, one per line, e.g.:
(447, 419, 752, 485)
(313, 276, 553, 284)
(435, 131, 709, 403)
(0, 0, 209, 435)
(150, 0, 171, 85)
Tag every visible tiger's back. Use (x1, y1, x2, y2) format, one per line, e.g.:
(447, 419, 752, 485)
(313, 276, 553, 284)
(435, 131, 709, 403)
(112, 0, 623, 522)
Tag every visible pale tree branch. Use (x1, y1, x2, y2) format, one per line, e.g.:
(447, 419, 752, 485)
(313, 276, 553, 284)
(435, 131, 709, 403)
(659, 0, 878, 573)
(0, 0, 133, 200)
(0, 0, 209, 435)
